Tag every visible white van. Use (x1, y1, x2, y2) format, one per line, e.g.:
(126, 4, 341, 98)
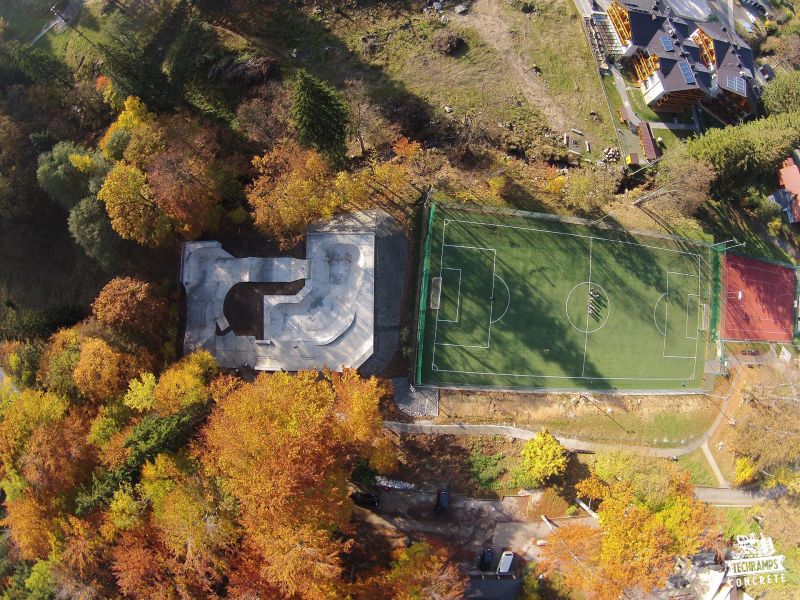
(496, 551, 515, 575)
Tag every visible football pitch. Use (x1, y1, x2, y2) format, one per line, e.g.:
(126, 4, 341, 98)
(416, 206, 714, 391)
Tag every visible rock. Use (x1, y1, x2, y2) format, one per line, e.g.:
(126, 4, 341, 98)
(454, 3, 468, 13)
(444, 105, 454, 113)
(433, 1, 443, 10)
(291, 48, 298, 58)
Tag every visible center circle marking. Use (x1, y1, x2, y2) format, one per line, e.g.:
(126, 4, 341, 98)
(565, 282, 611, 334)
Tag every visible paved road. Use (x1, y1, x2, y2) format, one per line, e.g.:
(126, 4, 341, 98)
(695, 485, 786, 506)
(702, 441, 729, 487)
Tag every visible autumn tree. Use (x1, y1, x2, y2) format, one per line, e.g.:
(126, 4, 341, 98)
(72, 338, 129, 402)
(640, 145, 714, 216)
(562, 166, 618, 214)
(384, 542, 467, 600)
(202, 369, 386, 598)
(291, 70, 349, 163)
(2, 491, 57, 560)
(514, 430, 568, 488)
(235, 81, 293, 150)
(147, 147, 218, 239)
(592, 450, 687, 510)
(247, 140, 339, 248)
(37, 327, 81, 399)
(68, 196, 127, 270)
(344, 78, 397, 155)
(36, 141, 90, 210)
(92, 277, 167, 346)
(597, 484, 674, 598)
(538, 524, 603, 596)
(152, 351, 217, 415)
(97, 161, 173, 247)
(0, 111, 40, 222)
(20, 410, 97, 497)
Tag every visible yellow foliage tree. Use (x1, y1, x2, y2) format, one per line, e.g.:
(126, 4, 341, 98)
(72, 338, 128, 403)
(99, 96, 154, 158)
(98, 162, 173, 247)
(152, 351, 217, 415)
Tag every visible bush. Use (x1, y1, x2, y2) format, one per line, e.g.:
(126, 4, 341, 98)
(467, 448, 506, 490)
(431, 30, 464, 56)
(104, 129, 132, 161)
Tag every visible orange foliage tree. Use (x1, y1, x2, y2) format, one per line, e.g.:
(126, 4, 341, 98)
(92, 277, 168, 346)
(247, 140, 338, 249)
(202, 369, 388, 598)
(73, 338, 129, 402)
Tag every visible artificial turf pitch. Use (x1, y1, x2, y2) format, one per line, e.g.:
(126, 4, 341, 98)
(417, 206, 713, 391)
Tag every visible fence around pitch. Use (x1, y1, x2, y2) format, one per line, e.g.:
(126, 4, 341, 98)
(413, 202, 436, 386)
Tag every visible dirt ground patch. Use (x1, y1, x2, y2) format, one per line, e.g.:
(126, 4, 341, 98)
(438, 389, 718, 447)
(394, 432, 525, 497)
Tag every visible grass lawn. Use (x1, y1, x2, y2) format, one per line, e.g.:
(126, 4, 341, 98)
(701, 200, 795, 265)
(504, 0, 617, 149)
(718, 506, 760, 540)
(0, 4, 51, 42)
(623, 78, 693, 125)
(419, 204, 714, 391)
(677, 448, 717, 486)
(651, 126, 696, 153)
(543, 407, 716, 447)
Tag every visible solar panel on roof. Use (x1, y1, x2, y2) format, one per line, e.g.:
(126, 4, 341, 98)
(660, 34, 675, 52)
(679, 60, 696, 84)
(726, 75, 746, 95)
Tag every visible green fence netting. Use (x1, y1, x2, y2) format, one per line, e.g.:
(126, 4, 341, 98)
(414, 202, 436, 385)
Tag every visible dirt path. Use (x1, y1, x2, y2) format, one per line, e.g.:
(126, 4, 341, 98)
(454, 0, 569, 133)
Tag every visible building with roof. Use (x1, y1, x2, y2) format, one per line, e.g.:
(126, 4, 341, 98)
(769, 152, 800, 225)
(605, 0, 759, 122)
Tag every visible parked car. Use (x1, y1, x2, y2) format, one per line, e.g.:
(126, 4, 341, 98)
(434, 489, 450, 515)
(477, 548, 494, 571)
(351, 491, 379, 509)
(496, 551, 515, 575)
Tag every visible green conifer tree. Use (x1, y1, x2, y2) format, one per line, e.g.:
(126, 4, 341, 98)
(291, 69, 349, 164)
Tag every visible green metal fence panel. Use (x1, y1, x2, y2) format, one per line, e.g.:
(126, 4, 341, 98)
(709, 247, 723, 341)
(414, 202, 436, 385)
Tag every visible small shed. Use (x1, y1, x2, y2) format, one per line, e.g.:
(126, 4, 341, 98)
(636, 122, 661, 161)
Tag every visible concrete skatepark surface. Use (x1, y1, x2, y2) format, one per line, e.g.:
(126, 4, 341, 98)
(181, 222, 376, 371)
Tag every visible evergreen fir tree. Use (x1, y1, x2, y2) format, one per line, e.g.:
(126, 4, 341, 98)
(291, 69, 349, 163)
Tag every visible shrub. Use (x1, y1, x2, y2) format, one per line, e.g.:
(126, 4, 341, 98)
(431, 30, 464, 56)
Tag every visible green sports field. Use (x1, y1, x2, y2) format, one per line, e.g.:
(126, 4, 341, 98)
(416, 206, 714, 391)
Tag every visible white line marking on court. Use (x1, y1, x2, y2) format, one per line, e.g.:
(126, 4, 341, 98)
(654, 293, 667, 336)
(490, 275, 511, 324)
(581, 239, 593, 378)
(445, 218, 703, 258)
(437, 268, 462, 323)
(430, 217, 705, 383)
(686, 293, 699, 340)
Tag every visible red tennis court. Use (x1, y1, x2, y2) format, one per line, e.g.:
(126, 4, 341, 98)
(722, 254, 796, 342)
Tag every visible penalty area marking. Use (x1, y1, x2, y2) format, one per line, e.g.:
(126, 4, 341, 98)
(490, 274, 511, 324)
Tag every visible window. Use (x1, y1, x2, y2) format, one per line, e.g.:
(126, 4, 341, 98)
(727, 75, 746, 95)
(679, 60, 696, 84)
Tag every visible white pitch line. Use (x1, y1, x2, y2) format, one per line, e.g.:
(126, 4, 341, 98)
(581, 239, 593, 378)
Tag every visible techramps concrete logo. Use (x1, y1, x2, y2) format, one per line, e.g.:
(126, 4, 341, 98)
(726, 533, 787, 588)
